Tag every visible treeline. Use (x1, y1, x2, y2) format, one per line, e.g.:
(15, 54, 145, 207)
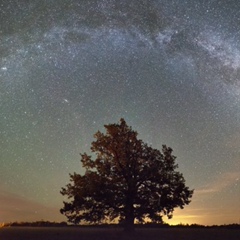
(3, 221, 68, 227)
(169, 223, 240, 229)
(2, 221, 240, 229)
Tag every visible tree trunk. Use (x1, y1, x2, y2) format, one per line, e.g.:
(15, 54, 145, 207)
(124, 194, 135, 232)
(124, 214, 134, 232)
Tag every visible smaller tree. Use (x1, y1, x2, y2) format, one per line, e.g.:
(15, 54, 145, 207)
(60, 119, 193, 231)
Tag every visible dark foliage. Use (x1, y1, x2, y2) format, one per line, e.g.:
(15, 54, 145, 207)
(60, 119, 193, 231)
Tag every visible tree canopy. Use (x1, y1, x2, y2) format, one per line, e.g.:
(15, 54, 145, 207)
(60, 119, 193, 231)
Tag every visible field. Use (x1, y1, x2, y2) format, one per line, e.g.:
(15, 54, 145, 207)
(0, 227, 239, 240)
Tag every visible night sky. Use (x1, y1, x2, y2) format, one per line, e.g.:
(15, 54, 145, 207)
(0, 0, 239, 225)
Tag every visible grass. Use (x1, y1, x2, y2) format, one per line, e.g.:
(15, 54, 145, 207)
(0, 227, 239, 240)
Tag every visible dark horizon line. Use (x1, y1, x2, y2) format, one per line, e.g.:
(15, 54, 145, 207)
(1, 221, 240, 229)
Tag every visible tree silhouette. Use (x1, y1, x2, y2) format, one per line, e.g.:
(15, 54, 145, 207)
(60, 119, 193, 231)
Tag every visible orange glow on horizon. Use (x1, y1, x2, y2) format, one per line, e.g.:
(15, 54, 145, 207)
(163, 215, 203, 226)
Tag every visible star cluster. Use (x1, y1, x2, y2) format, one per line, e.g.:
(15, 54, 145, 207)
(0, 0, 239, 225)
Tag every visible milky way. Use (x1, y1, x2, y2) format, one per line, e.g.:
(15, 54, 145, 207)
(0, 0, 239, 225)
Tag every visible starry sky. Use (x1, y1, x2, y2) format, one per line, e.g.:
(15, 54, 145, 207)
(0, 0, 239, 226)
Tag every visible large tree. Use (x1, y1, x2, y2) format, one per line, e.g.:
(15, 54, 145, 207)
(60, 119, 193, 231)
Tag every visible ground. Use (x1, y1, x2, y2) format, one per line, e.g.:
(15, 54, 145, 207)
(0, 227, 239, 240)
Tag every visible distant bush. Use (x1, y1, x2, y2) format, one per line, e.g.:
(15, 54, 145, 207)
(4, 221, 68, 227)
